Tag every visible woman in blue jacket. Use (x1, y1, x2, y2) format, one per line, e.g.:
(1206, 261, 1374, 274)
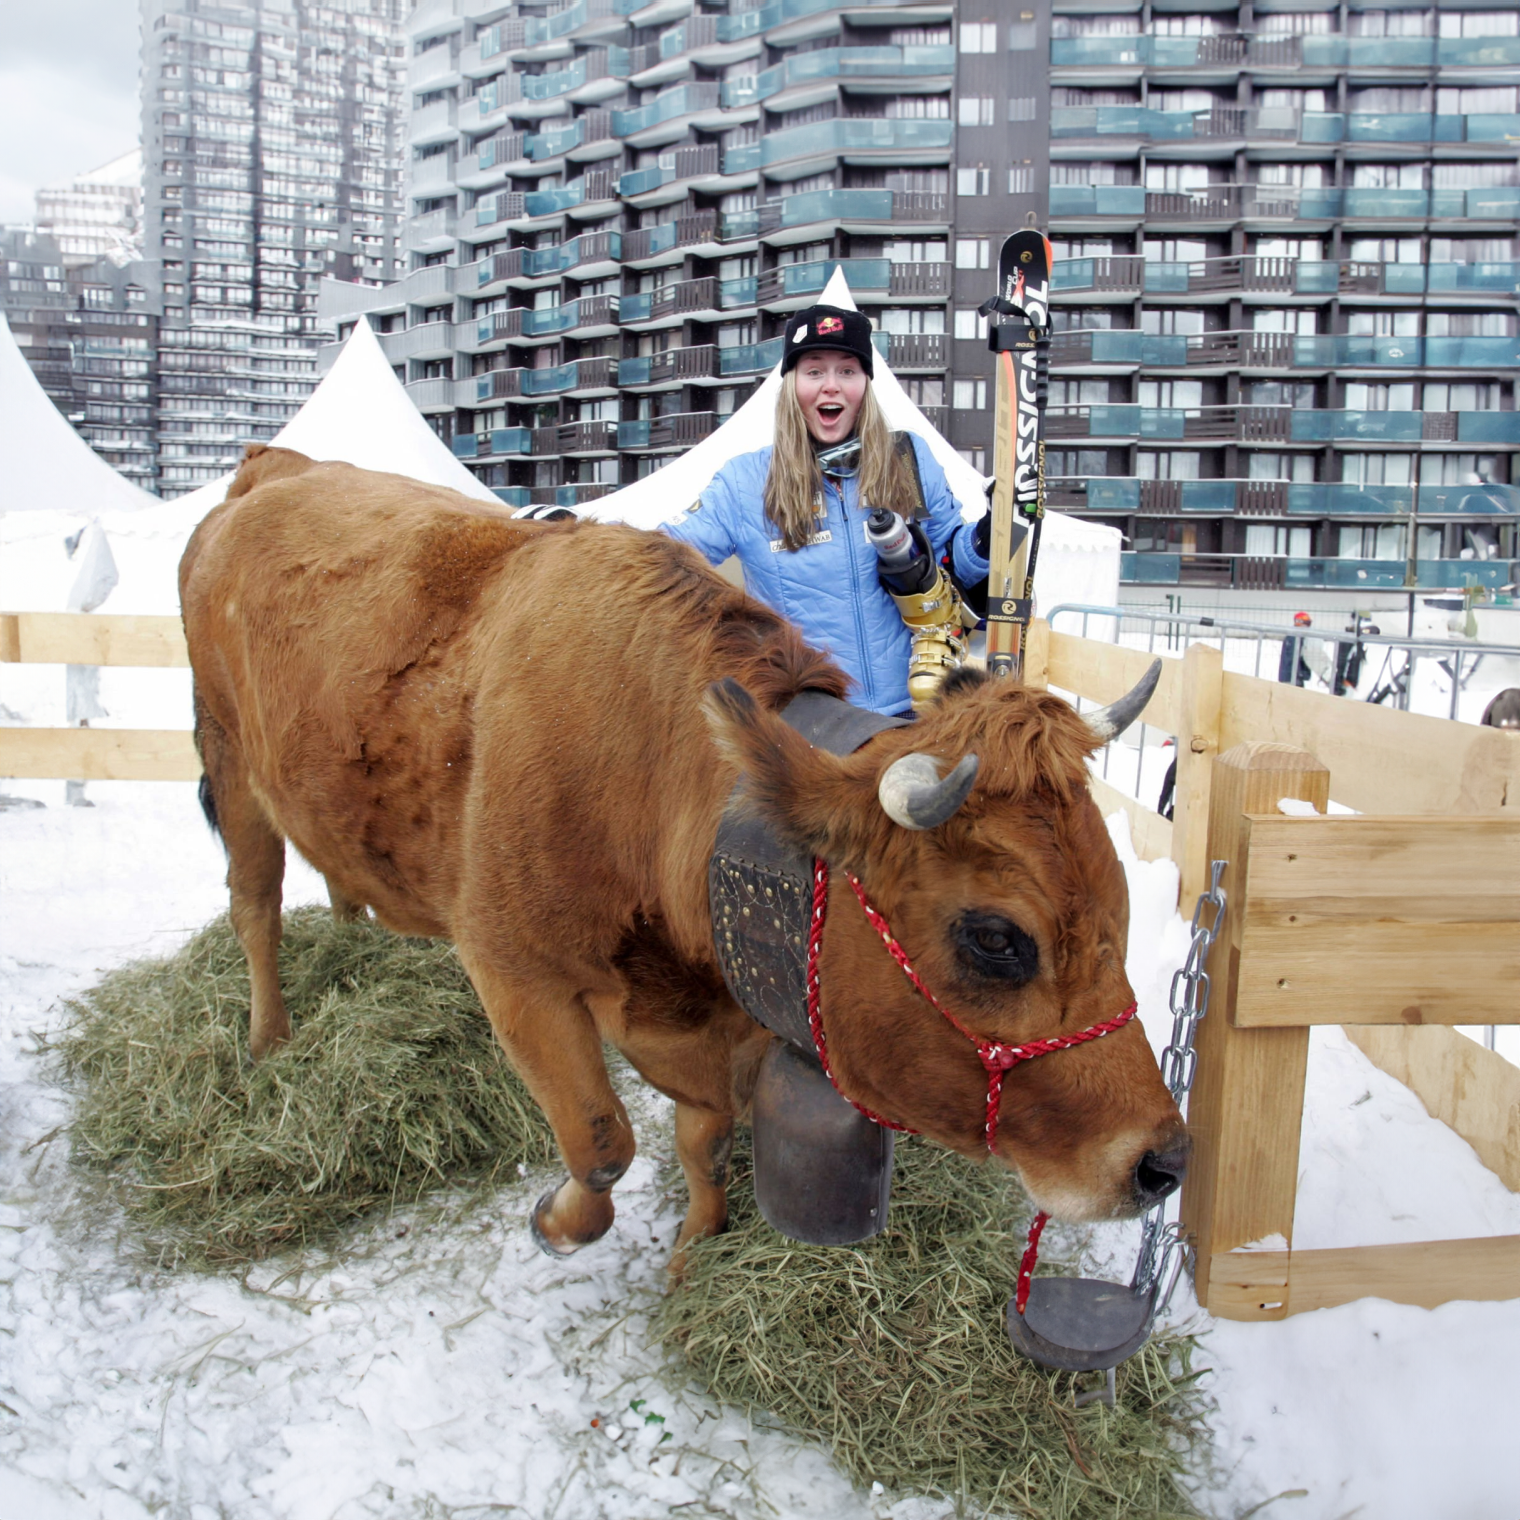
(662, 304, 989, 717)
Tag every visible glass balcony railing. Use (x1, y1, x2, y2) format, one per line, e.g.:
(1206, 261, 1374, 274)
(719, 336, 786, 375)
(617, 420, 651, 448)
(492, 487, 531, 508)
(1121, 553, 1182, 584)
(619, 165, 673, 197)
(1288, 483, 1414, 515)
(1048, 185, 1147, 217)
(1342, 187, 1429, 218)
(762, 257, 890, 301)
(1287, 558, 1411, 588)
(620, 292, 652, 322)
(773, 187, 896, 226)
(612, 83, 721, 136)
(523, 182, 584, 217)
(721, 43, 954, 106)
(1438, 36, 1520, 66)
(617, 356, 650, 385)
(720, 209, 760, 240)
(1427, 262, 1520, 293)
(722, 142, 761, 174)
(526, 119, 584, 160)
(453, 427, 530, 459)
(720, 275, 757, 307)
(523, 57, 588, 100)
(758, 117, 952, 167)
(1417, 483, 1520, 515)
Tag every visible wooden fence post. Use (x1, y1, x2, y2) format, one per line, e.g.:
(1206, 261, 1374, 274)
(1180, 740, 1329, 1320)
(1170, 640, 1222, 910)
(1021, 618, 1050, 692)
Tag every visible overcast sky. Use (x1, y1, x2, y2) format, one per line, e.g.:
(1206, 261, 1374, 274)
(0, 1, 143, 225)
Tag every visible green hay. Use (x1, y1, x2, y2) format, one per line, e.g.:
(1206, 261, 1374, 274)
(656, 1135, 1206, 1519)
(54, 907, 557, 1268)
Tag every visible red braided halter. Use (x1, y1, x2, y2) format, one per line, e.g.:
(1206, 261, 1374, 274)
(803, 855, 1138, 1314)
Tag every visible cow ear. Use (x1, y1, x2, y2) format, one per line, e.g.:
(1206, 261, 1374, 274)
(704, 680, 884, 866)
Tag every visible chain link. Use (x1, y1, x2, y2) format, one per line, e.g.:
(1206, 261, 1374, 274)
(1133, 859, 1227, 1298)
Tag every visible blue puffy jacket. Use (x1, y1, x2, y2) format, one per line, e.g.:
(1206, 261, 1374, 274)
(664, 433, 988, 716)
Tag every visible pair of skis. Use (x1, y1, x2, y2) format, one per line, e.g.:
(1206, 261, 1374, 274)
(980, 228, 1053, 681)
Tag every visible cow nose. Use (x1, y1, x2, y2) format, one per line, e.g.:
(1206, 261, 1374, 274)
(1133, 1142, 1189, 1207)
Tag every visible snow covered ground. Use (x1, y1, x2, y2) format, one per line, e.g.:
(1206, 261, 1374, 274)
(3, 779, 1519, 1520)
(3, 511, 1519, 1518)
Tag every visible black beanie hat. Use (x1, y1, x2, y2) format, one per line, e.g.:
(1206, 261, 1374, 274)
(781, 304, 875, 378)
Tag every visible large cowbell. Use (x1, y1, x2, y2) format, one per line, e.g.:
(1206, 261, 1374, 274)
(709, 692, 908, 1246)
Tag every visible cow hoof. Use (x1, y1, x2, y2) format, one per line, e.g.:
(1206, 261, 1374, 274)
(529, 1185, 584, 1259)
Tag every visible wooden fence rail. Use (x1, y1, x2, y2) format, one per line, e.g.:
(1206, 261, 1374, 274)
(0, 611, 197, 781)
(6, 611, 1520, 1316)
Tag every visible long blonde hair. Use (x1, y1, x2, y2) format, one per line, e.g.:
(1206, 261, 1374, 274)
(764, 370, 919, 551)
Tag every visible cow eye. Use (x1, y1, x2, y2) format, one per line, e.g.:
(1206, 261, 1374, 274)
(956, 913, 1039, 984)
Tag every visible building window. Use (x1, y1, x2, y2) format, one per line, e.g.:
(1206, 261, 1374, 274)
(1008, 166, 1032, 194)
(959, 22, 996, 53)
(956, 167, 990, 196)
(1008, 97, 1036, 122)
(957, 447, 987, 472)
(957, 96, 995, 126)
(1137, 451, 1201, 481)
(1245, 524, 1312, 557)
(1008, 19, 1036, 50)
(953, 378, 988, 409)
(953, 308, 989, 341)
(955, 238, 990, 269)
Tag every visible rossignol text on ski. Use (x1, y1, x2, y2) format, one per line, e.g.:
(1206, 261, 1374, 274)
(979, 228, 1053, 681)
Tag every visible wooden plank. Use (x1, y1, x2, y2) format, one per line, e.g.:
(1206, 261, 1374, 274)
(1218, 667, 1518, 817)
(1171, 640, 1222, 909)
(1233, 815, 1520, 1027)
(1180, 741, 1329, 1321)
(1348, 1026, 1520, 1193)
(1088, 773, 1174, 862)
(0, 612, 188, 667)
(1021, 618, 1050, 692)
(1206, 1249, 1292, 1318)
(1285, 1235, 1520, 1313)
(0, 727, 200, 781)
(1045, 629, 1182, 734)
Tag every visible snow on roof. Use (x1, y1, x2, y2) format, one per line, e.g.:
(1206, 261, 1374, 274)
(74, 149, 143, 188)
(587, 268, 1120, 597)
(0, 312, 160, 518)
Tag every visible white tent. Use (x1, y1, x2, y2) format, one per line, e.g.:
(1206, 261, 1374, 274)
(0, 313, 159, 517)
(1, 316, 500, 616)
(588, 269, 1121, 613)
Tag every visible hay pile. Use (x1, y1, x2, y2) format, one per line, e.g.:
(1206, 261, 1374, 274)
(56, 908, 556, 1267)
(658, 1135, 1205, 1519)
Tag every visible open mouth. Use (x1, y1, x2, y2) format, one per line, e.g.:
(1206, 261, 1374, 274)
(816, 404, 846, 425)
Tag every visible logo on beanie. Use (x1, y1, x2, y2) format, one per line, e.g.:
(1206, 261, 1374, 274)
(816, 316, 844, 335)
(792, 325, 807, 344)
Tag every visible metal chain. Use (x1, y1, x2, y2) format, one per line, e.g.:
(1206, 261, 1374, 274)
(1133, 859, 1227, 1299)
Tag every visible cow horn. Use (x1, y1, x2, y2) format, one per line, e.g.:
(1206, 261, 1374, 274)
(878, 752, 979, 830)
(1084, 658, 1163, 742)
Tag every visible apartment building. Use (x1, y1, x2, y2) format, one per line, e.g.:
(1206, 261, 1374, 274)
(322, 0, 1517, 596)
(3, 229, 161, 492)
(140, 0, 408, 496)
(1046, 0, 1520, 596)
(34, 152, 145, 269)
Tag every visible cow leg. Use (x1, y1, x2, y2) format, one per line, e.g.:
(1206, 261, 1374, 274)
(324, 877, 368, 924)
(670, 1102, 734, 1278)
(459, 954, 635, 1256)
(199, 722, 289, 1061)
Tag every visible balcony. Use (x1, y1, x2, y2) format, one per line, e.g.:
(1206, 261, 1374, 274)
(518, 293, 619, 338)
(404, 206, 458, 251)
(886, 332, 945, 370)
(512, 355, 618, 397)
(557, 420, 619, 454)
(722, 44, 955, 109)
(622, 211, 719, 261)
(758, 116, 953, 170)
(889, 262, 950, 299)
(757, 258, 890, 308)
(474, 191, 526, 228)
(753, 187, 948, 233)
(1053, 256, 1514, 300)
(523, 171, 615, 217)
(405, 376, 456, 411)
(1048, 406, 1519, 447)
(618, 144, 722, 198)
(620, 275, 720, 324)
(453, 427, 531, 458)
(1051, 34, 1295, 68)
(612, 83, 723, 139)
(478, 132, 527, 172)
(718, 337, 785, 376)
(475, 366, 524, 401)
(618, 343, 720, 387)
(649, 410, 718, 448)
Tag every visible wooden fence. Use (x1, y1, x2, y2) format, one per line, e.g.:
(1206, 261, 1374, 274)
(5, 611, 1519, 1317)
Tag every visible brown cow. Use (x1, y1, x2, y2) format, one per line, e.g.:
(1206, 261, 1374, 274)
(180, 446, 1187, 1266)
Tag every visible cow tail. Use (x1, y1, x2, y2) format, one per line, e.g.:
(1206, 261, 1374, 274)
(198, 773, 222, 841)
